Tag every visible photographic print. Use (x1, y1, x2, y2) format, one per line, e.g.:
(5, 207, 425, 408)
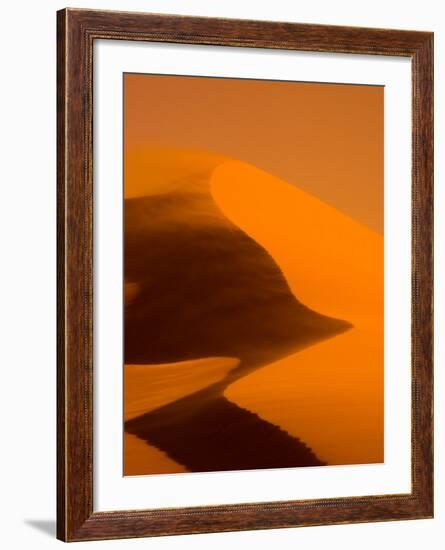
(123, 73, 384, 476)
(57, 11, 433, 540)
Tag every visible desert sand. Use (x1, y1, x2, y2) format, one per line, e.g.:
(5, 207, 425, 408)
(124, 357, 238, 475)
(213, 161, 383, 465)
(123, 150, 383, 474)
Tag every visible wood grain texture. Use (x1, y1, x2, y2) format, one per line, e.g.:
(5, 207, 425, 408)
(57, 8, 434, 542)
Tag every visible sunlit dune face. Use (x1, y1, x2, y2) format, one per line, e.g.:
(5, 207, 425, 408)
(123, 73, 384, 475)
(211, 161, 383, 324)
(211, 161, 383, 465)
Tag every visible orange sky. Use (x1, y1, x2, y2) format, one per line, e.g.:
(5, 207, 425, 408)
(124, 73, 383, 233)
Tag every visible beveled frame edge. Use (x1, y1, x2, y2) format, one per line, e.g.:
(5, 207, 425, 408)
(57, 7, 433, 542)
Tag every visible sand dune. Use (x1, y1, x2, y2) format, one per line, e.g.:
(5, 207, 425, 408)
(124, 357, 239, 421)
(124, 357, 239, 475)
(123, 150, 382, 473)
(224, 328, 383, 465)
(124, 165, 350, 368)
(211, 160, 382, 321)
(212, 161, 383, 465)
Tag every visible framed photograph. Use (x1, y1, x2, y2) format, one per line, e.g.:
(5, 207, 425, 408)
(57, 8, 433, 542)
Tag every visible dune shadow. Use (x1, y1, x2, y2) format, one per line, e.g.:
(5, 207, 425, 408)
(124, 168, 352, 473)
(125, 389, 325, 472)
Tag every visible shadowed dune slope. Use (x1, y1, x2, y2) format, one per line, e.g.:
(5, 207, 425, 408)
(124, 357, 239, 475)
(124, 150, 353, 473)
(125, 392, 326, 472)
(124, 173, 350, 369)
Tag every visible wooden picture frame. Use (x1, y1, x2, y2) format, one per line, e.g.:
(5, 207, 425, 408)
(57, 8, 433, 542)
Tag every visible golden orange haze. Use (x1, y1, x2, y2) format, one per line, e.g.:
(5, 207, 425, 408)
(124, 73, 383, 234)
